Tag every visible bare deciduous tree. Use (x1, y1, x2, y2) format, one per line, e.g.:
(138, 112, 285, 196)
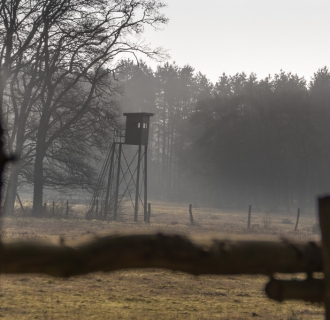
(0, 0, 168, 215)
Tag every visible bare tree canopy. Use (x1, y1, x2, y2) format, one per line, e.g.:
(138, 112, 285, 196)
(0, 0, 168, 216)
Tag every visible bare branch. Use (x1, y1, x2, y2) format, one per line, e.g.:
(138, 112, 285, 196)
(0, 234, 322, 277)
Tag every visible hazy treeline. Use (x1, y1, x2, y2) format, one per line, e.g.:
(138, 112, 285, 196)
(119, 62, 330, 213)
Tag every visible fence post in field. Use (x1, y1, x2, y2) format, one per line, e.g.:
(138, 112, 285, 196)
(147, 203, 151, 223)
(66, 200, 69, 219)
(294, 208, 300, 231)
(43, 202, 47, 215)
(189, 204, 194, 226)
(247, 205, 252, 228)
(52, 201, 55, 217)
(318, 195, 330, 319)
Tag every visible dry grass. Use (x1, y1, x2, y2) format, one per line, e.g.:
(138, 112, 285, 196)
(0, 201, 324, 319)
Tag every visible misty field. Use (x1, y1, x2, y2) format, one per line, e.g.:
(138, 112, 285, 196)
(0, 202, 324, 319)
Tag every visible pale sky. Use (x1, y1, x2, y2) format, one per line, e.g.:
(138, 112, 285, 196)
(143, 0, 330, 83)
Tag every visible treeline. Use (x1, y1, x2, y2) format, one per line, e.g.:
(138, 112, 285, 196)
(118, 62, 330, 213)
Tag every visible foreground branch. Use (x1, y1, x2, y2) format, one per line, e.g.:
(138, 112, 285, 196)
(266, 278, 324, 303)
(319, 196, 330, 317)
(0, 233, 322, 277)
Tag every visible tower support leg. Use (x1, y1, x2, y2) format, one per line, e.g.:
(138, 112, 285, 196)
(144, 146, 148, 222)
(114, 143, 122, 221)
(104, 143, 115, 219)
(134, 144, 142, 222)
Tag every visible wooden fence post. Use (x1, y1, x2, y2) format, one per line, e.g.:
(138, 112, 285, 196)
(147, 203, 151, 223)
(318, 195, 330, 319)
(43, 202, 47, 215)
(247, 205, 252, 229)
(66, 200, 69, 219)
(52, 201, 55, 217)
(294, 208, 300, 231)
(189, 204, 194, 226)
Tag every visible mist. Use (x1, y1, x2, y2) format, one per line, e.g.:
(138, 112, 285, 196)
(116, 61, 330, 215)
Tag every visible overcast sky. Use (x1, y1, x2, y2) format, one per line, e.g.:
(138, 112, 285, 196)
(143, 0, 330, 83)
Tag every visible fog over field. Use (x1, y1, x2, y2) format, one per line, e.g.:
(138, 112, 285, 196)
(2, 0, 330, 216)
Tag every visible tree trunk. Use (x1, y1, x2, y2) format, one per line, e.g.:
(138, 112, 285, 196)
(32, 119, 48, 216)
(32, 148, 45, 216)
(3, 163, 20, 215)
(3, 113, 28, 215)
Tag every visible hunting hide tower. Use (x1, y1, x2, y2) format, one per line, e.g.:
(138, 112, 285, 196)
(86, 112, 154, 222)
(123, 112, 153, 146)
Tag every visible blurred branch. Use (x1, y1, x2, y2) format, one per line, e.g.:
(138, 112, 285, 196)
(0, 234, 322, 278)
(318, 196, 330, 316)
(266, 278, 324, 303)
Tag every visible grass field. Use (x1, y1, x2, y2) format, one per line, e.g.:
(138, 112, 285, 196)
(0, 202, 324, 319)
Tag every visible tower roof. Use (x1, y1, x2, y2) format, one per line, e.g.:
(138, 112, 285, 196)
(123, 112, 154, 117)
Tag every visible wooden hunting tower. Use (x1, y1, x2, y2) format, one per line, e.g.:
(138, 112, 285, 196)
(86, 112, 154, 223)
(123, 112, 154, 146)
